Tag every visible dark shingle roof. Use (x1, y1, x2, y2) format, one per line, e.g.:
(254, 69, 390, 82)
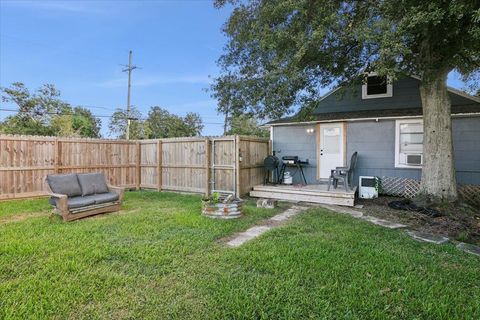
(266, 104, 480, 125)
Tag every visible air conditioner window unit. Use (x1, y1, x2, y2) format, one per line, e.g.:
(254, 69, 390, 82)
(359, 176, 379, 199)
(406, 154, 422, 166)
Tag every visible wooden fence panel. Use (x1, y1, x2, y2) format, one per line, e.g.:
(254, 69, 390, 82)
(0, 136, 56, 199)
(161, 138, 207, 193)
(0, 134, 269, 200)
(57, 139, 138, 188)
(139, 141, 159, 189)
(238, 137, 269, 196)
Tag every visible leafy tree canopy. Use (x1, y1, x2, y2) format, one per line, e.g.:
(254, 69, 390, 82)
(226, 114, 269, 137)
(108, 106, 204, 139)
(145, 107, 203, 138)
(109, 107, 150, 139)
(212, 0, 480, 119)
(1, 83, 101, 137)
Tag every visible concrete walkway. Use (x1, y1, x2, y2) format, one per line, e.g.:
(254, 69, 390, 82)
(319, 203, 480, 258)
(226, 206, 308, 247)
(225, 202, 480, 258)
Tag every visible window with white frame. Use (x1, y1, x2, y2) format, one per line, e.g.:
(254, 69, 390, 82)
(395, 119, 423, 168)
(362, 72, 393, 99)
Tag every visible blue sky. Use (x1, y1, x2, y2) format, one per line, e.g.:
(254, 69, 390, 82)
(0, 0, 231, 136)
(0, 0, 470, 137)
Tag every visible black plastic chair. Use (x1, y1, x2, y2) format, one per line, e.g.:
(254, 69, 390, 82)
(328, 152, 358, 192)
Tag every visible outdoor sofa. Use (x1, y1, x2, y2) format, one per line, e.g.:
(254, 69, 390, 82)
(44, 172, 124, 221)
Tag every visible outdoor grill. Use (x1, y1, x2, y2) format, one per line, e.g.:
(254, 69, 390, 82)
(263, 155, 280, 184)
(281, 155, 299, 164)
(279, 155, 309, 185)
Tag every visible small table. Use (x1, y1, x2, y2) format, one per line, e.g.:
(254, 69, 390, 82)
(278, 161, 308, 185)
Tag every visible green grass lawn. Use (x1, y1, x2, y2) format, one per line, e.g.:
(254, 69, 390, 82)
(1, 191, 479, 319)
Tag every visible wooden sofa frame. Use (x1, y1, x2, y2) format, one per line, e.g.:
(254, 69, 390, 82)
(44, 177, 125, 222)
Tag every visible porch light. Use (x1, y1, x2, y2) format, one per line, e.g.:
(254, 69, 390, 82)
(306, 127, 315, 134)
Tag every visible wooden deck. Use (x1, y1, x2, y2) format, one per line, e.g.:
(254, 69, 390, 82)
(249, 184, 356, 206)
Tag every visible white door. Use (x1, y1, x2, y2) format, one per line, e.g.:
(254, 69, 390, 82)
(319, 123, 345, 179)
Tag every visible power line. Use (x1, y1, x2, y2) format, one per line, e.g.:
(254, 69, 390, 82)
(0, 108, 224, 125)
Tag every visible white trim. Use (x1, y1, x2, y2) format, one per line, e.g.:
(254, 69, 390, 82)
(265, 112, 480, 127)
(395, 119, 424, 169)
(317, 122, 345, 179)
(316, 86, 342, 103)
(446, 86, 480, 103)
(362, 72, 393, 99)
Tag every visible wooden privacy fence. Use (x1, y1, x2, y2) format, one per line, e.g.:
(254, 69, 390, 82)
(0, 134, 270, 200)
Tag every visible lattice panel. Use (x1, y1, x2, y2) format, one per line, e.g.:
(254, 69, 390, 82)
(379, 177, 420, 198)
(458, 185, 480, 207)
(380, 176, 480, 206)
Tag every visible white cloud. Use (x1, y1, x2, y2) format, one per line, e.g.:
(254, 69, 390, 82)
(96, 74, 213, 88)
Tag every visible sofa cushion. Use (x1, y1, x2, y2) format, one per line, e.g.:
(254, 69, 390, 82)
(67, 196, 96, 209)
(77, 173, 109, 196)
(89, 192, 119, 205)
(47, 174, 82, 197)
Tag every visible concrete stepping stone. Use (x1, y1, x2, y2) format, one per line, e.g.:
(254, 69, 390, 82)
(406, 230, 449, 244)
(226, 226, 272, 247)
(361, 216, 407, 229)
(456, 242, 480, 257)
(226, 206, 307, 247)
(269, 206, 305, 222)
(319, 204, 363, 218)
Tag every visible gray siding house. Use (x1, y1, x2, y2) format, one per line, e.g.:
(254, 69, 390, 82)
(266, 75, 480, 187)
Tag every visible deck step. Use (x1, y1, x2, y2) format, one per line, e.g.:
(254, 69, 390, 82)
(252, 185, 354, 198)
(249, 190, 354, 207)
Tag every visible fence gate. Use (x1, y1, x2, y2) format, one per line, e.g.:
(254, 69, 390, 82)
(210, 136, 237, 196)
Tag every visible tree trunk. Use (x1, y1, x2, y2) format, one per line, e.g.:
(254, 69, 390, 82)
(418, 71, 457, 203)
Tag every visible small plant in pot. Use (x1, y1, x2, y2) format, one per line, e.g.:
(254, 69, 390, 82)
(201, 192, 243, 219)
(202, 192, 221, 206)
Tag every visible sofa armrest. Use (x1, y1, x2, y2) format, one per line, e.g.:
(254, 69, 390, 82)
(49, 192, 68, 213)
(43, 176, 68, 213)
(108, 185, 125, 203)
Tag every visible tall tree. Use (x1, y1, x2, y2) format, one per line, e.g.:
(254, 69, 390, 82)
(145, 106, 203, 138)
(213, 0, 480, 203)
(1, 83, 101, 137)
(51, 107, 102, 138)
(109, 106, 149, 139)
(70, 107, 102, 138)
(183, 112, 204, 136)
(227, 114, 269, 137)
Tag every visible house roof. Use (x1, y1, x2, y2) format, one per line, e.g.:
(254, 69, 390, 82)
(266, 103, 480, 126)
(265, 76, 480, 126)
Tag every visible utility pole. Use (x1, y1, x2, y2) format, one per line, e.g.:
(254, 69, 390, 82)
(122, 50, 138, 140)
(223, 109, 229, 135)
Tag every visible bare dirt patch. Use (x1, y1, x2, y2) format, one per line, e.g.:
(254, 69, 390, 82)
(356, 196, 480, 245)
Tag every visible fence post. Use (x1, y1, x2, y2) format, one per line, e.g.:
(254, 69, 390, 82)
(235, 135, 241, 198)
(54, 138, 60, 174)
(205, 138, 211, 197)
(136, 141, 141, 190)
(157, 140, 162, 191)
